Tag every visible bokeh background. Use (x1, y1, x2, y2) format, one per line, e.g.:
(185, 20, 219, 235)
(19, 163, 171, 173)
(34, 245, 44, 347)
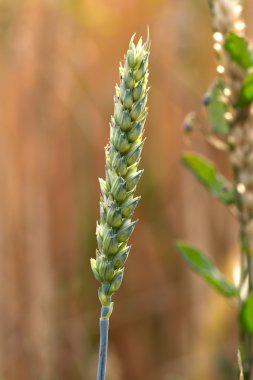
(1, 1, 253, 379)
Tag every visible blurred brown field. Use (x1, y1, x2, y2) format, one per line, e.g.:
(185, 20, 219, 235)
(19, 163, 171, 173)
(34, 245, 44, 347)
(0, 1, 253, 379)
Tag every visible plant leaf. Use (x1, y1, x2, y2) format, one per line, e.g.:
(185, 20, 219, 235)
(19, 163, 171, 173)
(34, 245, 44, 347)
(182, 152, 235, 205)
(240, 293, 253, 333)
(176, 241, 239, 298)
(204, 82, 230, 135)
(224, 32, 253, 70)
(237, 73, 253, 107)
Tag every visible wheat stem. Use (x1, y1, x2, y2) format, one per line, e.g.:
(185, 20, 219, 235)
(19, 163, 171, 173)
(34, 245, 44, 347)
(97, 307, 110, 380)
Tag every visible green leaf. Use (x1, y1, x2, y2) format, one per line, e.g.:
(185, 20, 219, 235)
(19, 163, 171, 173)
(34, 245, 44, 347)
(182, 152, 235, 205)
(240, 293, 253, 333)
(204, 82, 230, 135)
(237, 73, 253, 107)
(224, 32, 253, 70)
(176, 242, 239, 298)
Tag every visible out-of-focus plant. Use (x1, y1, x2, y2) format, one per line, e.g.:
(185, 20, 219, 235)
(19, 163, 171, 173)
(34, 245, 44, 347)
(177, 1, 253, 379)
(90, 33, 150, 380)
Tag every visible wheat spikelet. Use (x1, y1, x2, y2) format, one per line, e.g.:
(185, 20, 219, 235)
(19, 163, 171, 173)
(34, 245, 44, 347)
(91, 33, 150, 315)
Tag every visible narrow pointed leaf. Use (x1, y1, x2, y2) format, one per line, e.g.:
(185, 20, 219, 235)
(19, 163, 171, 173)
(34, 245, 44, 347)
(224, 32, 253, 70)
(240, 293, 253, 333)
(204, 82, 230, 135)
(237, 73, 253, 107)
(176, 242, 239, 298)
(182, 153, 235, 205)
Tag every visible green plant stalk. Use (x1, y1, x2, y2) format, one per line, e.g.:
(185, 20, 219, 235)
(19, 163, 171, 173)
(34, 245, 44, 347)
(239, 223, 253, 380)
(97, 307, 110, 380)
(237, 152, 253, 380)
(233, 163, 253, 379)
(208, 1, 253, 378)
(91, 33, 150, 380)
(179, 1, 253, 378)
(237, 194, 253, 380)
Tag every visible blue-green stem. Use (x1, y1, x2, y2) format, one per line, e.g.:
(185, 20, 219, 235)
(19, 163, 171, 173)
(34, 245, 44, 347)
(97, 306, 111, 380)
(234, 169, 253, 379)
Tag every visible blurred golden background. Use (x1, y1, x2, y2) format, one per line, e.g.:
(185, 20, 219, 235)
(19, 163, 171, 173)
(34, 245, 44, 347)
(1, 0, 253, 379)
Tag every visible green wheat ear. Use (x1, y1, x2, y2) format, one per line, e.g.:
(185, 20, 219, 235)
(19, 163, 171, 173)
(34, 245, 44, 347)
(91, 33, 149, 313)
(91, 31, 150, 380)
